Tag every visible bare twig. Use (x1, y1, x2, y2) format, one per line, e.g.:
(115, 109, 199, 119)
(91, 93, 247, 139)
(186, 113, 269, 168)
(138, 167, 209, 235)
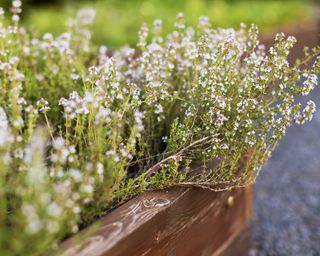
(134, 136, 214, 182)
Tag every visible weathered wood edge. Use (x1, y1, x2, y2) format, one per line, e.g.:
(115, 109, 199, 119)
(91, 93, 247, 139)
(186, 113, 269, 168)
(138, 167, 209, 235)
(57, 186, 252, 256)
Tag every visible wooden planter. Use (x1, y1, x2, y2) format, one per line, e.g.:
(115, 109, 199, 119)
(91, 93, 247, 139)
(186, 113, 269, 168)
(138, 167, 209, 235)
(54, 18, 320, 256)
(58, 186, 253, 256)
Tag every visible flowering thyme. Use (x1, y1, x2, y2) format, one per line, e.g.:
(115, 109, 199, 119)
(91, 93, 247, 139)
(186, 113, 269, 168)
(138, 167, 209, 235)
(0, 3, 319, 255)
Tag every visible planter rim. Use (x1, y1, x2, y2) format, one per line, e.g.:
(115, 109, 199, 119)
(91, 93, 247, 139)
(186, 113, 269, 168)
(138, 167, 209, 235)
(58, 186, 253, 256)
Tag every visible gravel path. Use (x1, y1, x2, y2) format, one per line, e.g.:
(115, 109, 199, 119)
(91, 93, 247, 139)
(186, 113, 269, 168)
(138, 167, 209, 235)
(251, 78, 320, 256)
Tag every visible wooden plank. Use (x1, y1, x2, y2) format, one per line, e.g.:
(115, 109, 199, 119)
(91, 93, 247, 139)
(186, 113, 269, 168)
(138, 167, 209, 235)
(58, 186, 252, 256)
(219, 225, 251, 256)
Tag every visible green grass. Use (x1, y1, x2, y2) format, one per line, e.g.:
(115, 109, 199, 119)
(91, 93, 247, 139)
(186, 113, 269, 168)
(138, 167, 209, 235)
(22, 0, 313, 48)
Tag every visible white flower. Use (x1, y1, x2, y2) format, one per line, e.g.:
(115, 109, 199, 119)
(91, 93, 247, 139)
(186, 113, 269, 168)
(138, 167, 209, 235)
(47, 202, 62, 217)
(9, 56, 19, 65)
(76, 8, 96, 25)
(155, 104, 163, 114)
(72, 225, 79, 233)
(70, 73, 80, 80)
(116, 93, 123, 99)
(12, 15, 19, 22)
(96, 162, 104, 175)
(43, 33, 53, 41)
(26, 218, 43, 234)
(53, 137, 65, 150)
(70, 168, 83, 182)
(36, 74, 44, 81)
(120, 148, 127, 157)
(89, 66, 98, 75)
(12, 0, 22, 8)
(302, 74, 317, 96)
(162, 136, 168, 143)
(105, 149, 116, 156)
(99, 45, 107, 55)
(95, 107, 111, 124)
(72, 206, 81, 214)
(0, 107, 12, 147)
(82, 184, 94, 194)
(36, 98, 49, 107)
(114, 155, 120, 162)
(134, 111, 144, 131)
(0, 107, 8, 130)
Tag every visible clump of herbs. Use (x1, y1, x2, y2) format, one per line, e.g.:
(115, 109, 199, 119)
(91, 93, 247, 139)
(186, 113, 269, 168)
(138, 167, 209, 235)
(0, 1, 319, 255)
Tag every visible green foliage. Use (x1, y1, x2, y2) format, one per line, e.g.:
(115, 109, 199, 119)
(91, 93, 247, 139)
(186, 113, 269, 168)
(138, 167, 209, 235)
(19, 0, 313, 48)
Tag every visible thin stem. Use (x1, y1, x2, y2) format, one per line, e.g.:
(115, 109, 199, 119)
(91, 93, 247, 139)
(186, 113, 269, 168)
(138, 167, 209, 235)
(44, 113, 55, 142)
(135, 136, 212, 182)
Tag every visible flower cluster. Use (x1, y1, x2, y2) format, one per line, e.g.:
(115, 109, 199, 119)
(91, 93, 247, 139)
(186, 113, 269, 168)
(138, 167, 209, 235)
(0, 2, 319, 255)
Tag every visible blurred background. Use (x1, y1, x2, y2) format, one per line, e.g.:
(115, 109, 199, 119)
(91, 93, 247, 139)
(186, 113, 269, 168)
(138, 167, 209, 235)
(2, 0, 319, 255)
(1, 0, 319, 48)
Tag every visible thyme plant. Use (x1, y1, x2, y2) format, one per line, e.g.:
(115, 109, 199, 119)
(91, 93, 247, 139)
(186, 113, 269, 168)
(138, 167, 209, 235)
(0, 1, 319, 255)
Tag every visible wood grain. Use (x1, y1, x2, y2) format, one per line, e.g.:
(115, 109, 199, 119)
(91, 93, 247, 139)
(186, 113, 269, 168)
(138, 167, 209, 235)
(58, 186, 252, 256)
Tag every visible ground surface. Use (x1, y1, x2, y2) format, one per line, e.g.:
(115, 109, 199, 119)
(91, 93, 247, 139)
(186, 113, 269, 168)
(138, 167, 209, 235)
(251, 77, 320, 256)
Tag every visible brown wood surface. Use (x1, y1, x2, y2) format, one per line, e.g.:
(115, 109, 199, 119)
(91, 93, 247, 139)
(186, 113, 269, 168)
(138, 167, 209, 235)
(262, 22, 319, 65)
(58, 186, 252, 256)
(219, 225, 251, 256)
